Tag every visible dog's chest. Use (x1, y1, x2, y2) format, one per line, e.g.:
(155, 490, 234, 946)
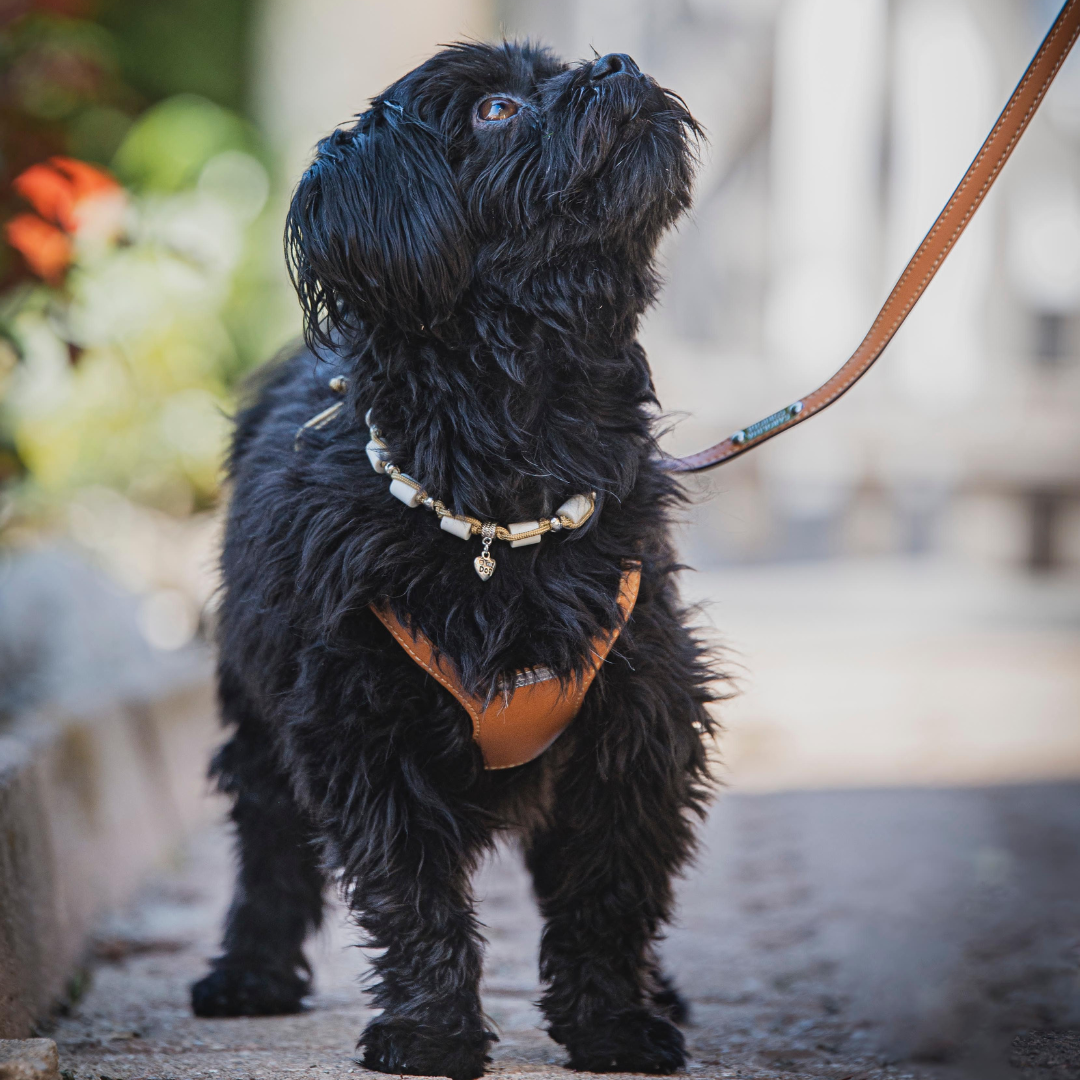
(371, 563, 639, 769)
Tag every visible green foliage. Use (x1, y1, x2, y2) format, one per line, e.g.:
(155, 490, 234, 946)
(0, 1, 299, 521)
(112, 94, 265, 193)
(96, 0, 256, 115)
(1, 0, 259, 284)
(2, 143, 293, 513)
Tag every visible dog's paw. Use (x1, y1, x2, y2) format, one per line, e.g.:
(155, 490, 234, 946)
(190, 965, 309, 1017)
(555, 1009, 687, 1074)
(359, 1015, 495, 1080)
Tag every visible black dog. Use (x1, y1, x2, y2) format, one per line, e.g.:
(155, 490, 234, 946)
(191, 41, 719, 1079)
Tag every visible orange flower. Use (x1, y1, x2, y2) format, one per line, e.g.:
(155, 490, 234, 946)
(12, 157, 121, 232)
(6, 157, 126, 284)
(5, 213, 73, 285)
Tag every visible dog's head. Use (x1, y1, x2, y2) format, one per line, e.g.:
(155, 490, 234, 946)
(286, 41, 700, 350)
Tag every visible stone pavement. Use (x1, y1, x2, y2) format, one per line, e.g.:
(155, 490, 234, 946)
(49, 781, 1080, 1080)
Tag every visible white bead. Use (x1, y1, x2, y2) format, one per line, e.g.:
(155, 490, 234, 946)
(509, 521, 542, 548)
(440, 516, 472, 541)
(366, 440, 388, 473)
(389, 477, 421, 508)
(555, 494, 592, 526)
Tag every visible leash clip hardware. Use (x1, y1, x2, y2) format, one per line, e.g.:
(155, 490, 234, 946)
(730, 400, 804, 447)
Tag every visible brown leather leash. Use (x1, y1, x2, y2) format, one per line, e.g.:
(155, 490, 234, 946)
(665, 0, 1080, 475)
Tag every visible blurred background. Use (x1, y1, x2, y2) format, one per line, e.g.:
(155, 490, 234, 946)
(2, 0, 1079, 793)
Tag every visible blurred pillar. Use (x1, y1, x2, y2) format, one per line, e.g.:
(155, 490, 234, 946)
(255, 0, 495, 189)
(1008, 173, 1080, 363)
(571, 0, 650, 60)
(884, 0, 997, 413)
(761, 0, 888, 556)
(765, 0, 888, 382)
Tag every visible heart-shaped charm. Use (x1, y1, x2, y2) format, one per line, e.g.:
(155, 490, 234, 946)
(474, 552, 496, 581)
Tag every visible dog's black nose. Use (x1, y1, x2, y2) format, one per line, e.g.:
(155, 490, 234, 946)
(590, 53, 639, 81)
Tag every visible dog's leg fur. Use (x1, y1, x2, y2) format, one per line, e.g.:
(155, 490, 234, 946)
(525, 584, 710, 1074)
(191, 670, 326, 1017)
(349, 802, 495, 1080)
(526, 764, 693, 1072)
(307, 759, 494, 1080)
(648, 962, 692, 1025)
(265, 671, 497, 1080)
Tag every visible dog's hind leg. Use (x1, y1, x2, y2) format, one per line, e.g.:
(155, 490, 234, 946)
(191, 670, 326, 1017)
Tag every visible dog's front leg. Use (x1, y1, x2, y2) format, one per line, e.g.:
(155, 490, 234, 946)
(191, 672, 327, 1018)
(326, 753, 496, 1080)
(525, 605, 712, 1073)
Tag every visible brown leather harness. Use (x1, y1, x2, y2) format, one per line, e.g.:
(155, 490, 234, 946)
(372, 566, 641, 769)
(369, 1, 1080, 767)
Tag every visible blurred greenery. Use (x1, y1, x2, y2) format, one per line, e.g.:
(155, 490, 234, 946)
(112, 94, 265, 193)
(1, 0, 299, 521)
(2, 0, 259, 283)
(96, 0, 257, 115)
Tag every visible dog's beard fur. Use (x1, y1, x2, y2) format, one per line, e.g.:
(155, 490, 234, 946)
(197, 41, 721, 1080)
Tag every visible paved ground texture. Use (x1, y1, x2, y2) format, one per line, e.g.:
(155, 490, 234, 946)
(48, 782, 1080, 1080)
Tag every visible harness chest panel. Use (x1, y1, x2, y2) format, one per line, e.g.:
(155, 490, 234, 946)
(371, 565, 641, 769)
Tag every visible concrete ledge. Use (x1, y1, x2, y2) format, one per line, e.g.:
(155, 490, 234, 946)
(0, 1039, 59, 1080)
(0, 677, 219, 1037)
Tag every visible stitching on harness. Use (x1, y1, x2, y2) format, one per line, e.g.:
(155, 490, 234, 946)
(374, 609, 483, 734)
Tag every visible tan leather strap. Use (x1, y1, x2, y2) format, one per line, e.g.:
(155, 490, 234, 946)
(666, 0, 1080, 474)
(371, 565, 641, 769)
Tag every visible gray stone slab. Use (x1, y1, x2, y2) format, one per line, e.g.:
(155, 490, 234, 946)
(0, 547, 218, 1037)
(0, 547, 205, 724)
(0, 1039, 59, 1080)
(0, 689, 218, 1036)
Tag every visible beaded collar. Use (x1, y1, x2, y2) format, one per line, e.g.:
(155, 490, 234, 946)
(295, 377, 595, 580)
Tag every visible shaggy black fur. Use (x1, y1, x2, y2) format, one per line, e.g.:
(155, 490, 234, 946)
(190, 41, 721, 1079)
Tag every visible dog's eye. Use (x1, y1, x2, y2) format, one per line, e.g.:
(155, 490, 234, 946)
(477, 96, 520, 123)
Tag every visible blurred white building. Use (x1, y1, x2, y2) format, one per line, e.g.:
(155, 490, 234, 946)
(255, 0, 1080, 572)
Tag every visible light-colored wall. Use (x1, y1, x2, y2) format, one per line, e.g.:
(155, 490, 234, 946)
(0, 681, 220, 1036)
(255, 0, 495, 190)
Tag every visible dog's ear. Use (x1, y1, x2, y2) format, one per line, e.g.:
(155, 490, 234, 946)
(286, 102, 469, 346)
